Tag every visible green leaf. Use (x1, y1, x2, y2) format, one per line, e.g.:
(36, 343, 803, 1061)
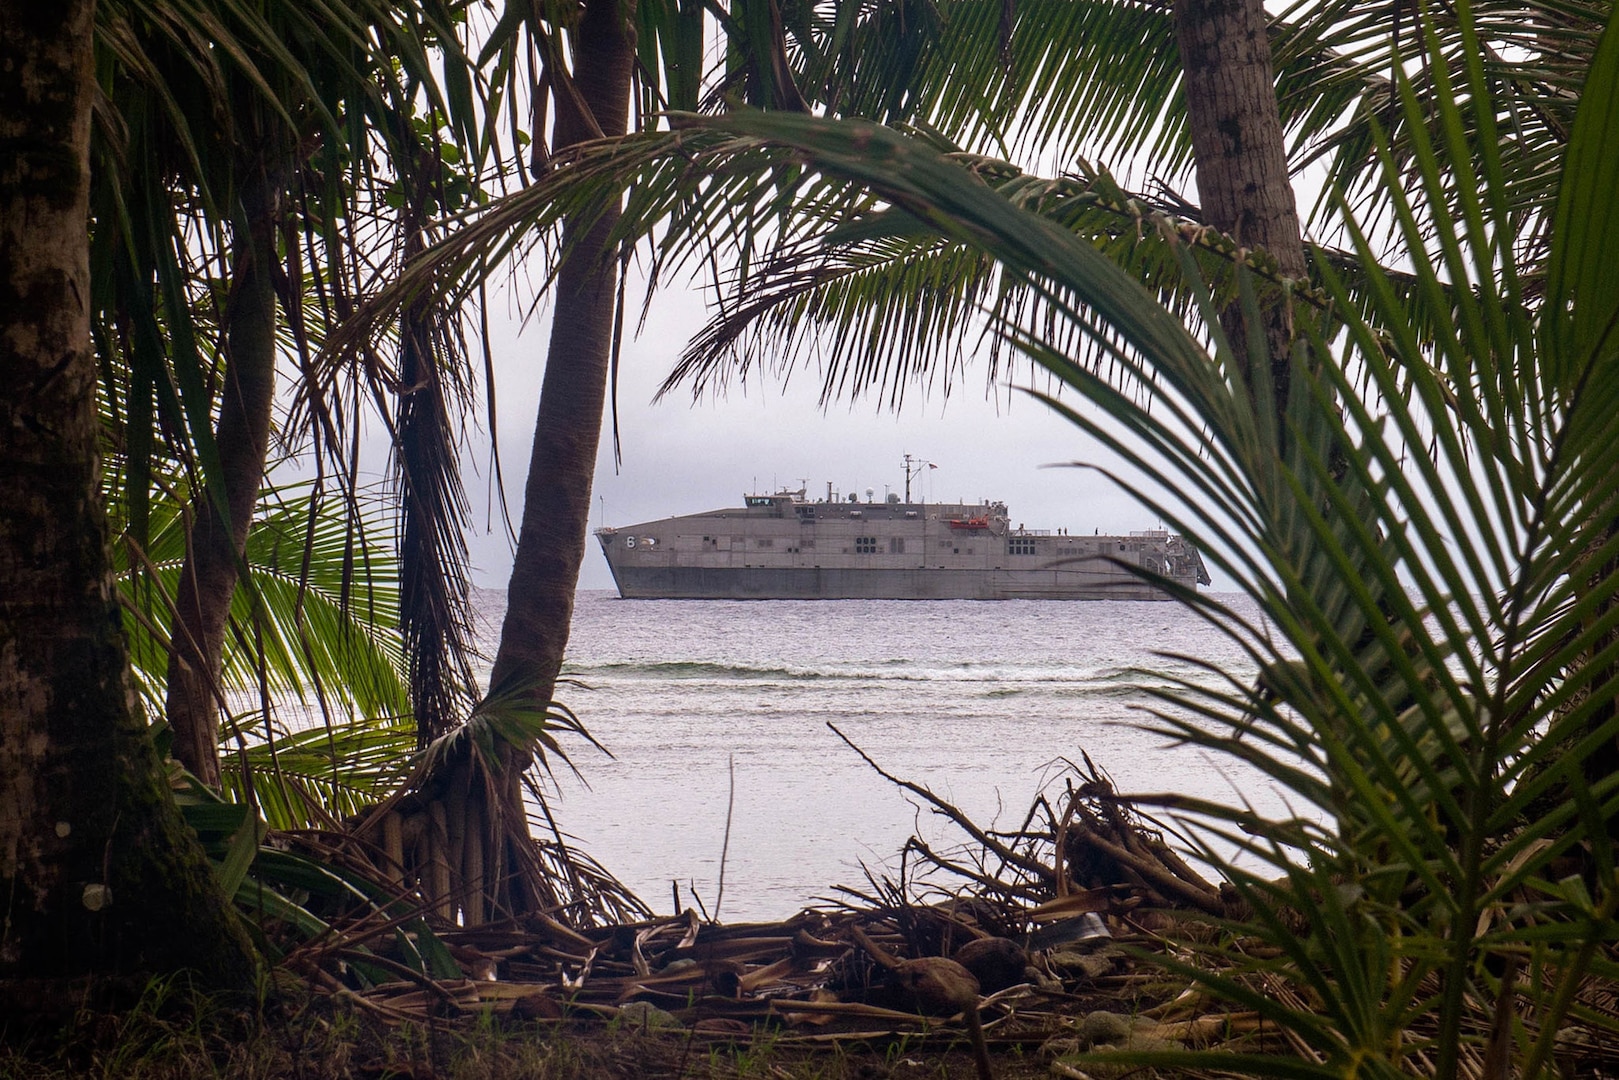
(410, 921, 464, 981)
(1546, 12, 1619, 387)
(216, 805, 269, 897)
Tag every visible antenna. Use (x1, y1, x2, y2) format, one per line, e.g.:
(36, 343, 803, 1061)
(902, 453, 933, 503)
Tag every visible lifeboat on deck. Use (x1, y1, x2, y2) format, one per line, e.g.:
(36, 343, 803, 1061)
(948, 516, 990, 530)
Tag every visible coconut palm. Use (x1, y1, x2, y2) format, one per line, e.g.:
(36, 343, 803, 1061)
(313, 0, 1605, 927)
(439, 0, 1606, 413)
(92, 0, 485, 781)
(474, 0, 641, 727)
(0, 0, 256, 985)
(690, 0, 1619, 1068)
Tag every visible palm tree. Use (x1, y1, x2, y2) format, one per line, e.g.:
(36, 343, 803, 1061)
(92, 0, 483, 782)
(0, 0, 255, 984)
(485, 0, 641, 726)
(1174, 0, 1308, 407)
(160, 92, 289, 788)
(622, 0, 1604, 410)
(321, 0, 1604, 926)
(700, 0, 1619, 1065)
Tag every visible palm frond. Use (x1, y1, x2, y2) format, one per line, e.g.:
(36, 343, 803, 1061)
(394, 205, 481, 747)
(1272, 0, 1606, 251)
(93, 0, 491, 758)
(218, 712, 418, 831)
(117, 481, 408, 723)
(657, 142, 1473, 405)
(691, 1, 1619, 1062)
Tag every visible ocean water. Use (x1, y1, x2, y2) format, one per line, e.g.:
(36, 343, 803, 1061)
(473, 588, 1287, 922)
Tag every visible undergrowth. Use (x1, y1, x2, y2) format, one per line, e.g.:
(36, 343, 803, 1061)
(0, 974, 1041, 1080)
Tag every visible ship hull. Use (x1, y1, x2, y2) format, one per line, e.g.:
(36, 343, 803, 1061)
(606, 564, 1176, 600)
(596, 495, 1208, 601)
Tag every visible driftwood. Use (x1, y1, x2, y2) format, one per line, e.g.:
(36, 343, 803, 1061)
(266, 745, 1239, 1065)
(258, 739, 1619, 1080)
(831, 722, 1222, 920)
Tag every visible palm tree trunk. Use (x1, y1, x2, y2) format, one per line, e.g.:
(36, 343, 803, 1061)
(476, 0, 637, 918)
(0, 0, 255, 985)
(1174, 0, 1307, 408)
(165, 168, 281, 788)
(489, 0, 638, 705)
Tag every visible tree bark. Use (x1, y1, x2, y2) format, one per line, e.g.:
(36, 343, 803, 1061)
(490, 0, 638, 705)
(164, 166, 281, 787)
(0, 0, 256, 986)
(1174, 0, 1307, 409)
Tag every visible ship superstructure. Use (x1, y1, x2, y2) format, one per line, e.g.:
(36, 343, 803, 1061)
(595, 482, 1209, 601)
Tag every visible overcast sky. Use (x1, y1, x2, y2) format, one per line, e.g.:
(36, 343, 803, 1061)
(463, 271, 1189, 593)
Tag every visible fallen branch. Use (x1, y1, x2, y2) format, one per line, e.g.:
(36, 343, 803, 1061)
(829, 723, 1054, 884)
(1071, 828, 1224, 916)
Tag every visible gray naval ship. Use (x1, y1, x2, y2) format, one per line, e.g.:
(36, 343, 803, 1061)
(596, 464, 1209, 601)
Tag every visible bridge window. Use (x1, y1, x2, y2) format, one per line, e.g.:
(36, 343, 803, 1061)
(1009, 537, 1036, 556)
(855, 536, 879, 554)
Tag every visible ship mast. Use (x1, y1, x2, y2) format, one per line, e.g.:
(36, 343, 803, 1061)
(902, 454, 933, 503)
